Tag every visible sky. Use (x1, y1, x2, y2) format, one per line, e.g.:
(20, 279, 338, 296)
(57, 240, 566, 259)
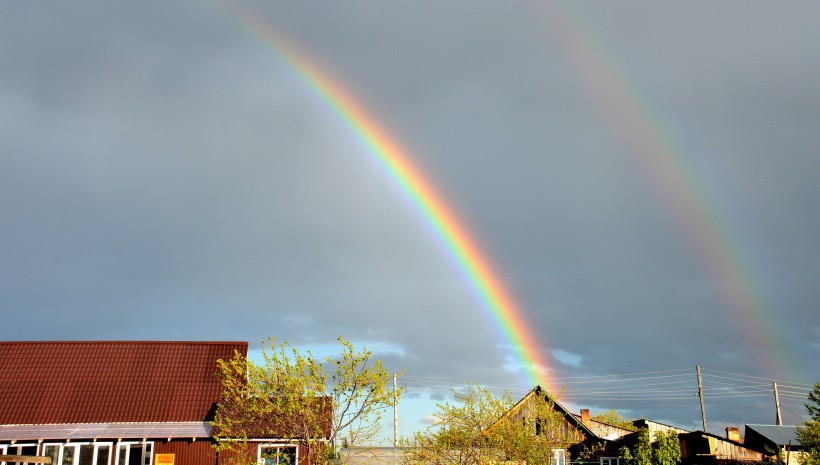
(2, 1, 819, 443)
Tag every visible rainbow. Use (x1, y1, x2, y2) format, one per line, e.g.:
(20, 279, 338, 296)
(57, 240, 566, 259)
(220, 4, 555, 391)
(549, 6, 794, 376)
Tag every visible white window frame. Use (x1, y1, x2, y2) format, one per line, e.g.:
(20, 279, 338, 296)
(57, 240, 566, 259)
(42, 443, 61, 465)
(114, 442, 153, 465)
(1, 443, 39, 465)
(551, 449, 566, 465)
(93, 442, 114, 465)
(257, 443, 298, 465)
(40, 442, 114, 465)
(600, 457, 620, 465)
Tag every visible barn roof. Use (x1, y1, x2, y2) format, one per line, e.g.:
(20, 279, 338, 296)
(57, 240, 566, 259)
(0, 341, 247, 425)
(494, 386, 598, 439)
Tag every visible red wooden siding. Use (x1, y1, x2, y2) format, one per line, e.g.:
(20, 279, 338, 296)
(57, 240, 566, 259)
(154, 439, 218, 465)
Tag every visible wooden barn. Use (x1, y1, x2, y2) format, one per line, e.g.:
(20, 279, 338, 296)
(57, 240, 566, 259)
(497, 387, 635, 465)
(0, 341, 323, 465)
(678, 429, 770, 465)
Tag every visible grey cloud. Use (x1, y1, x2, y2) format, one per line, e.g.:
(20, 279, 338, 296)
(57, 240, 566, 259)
(1, 0, 818, 435)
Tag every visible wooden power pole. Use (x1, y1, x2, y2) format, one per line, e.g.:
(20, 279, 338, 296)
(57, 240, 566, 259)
(696, 365, 708, 432)
(393, 372, 399, 448)
(774, 381, 783, 426)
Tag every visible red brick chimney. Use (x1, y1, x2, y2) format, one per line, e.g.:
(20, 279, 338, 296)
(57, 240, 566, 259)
(726, 427, 741, 442)
(581, 409, 591, 426)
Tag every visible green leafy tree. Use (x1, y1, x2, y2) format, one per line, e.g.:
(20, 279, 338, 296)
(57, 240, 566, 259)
(620, 429, 679, 465)
(211, 337, 402, 465)
(400, 384, 576, 465)
(652, 431, 681, 465)
(797, 382, 820, 465)
(620, 429, 652, 465)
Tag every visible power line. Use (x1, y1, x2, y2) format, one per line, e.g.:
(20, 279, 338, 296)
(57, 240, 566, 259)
(701, 368, 816, 388)
(400, 366, 814, 422)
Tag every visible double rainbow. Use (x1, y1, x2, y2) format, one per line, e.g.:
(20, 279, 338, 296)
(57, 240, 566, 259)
(219, 3, 796, 389)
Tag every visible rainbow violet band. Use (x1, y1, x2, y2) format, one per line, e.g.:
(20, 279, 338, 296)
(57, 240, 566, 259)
(226, 7, 554, 391)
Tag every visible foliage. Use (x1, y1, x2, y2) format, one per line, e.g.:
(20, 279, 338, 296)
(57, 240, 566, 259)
(620, 429, 652, 465)
(400, 384, 576, 465)
(591, 410, 638, 431)
(652, 431, 681, 465)
(211, 337, 401, 465)
(620, 429, 680, 465)
(797, 382, 820, 465)
(807, 383, 820, 421)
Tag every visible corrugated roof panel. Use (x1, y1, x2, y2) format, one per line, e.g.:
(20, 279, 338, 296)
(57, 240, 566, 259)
(746, 424, 799, 445)
(0, 341, 247, 425)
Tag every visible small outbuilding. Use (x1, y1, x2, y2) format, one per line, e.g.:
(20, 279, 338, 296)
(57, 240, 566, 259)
(678, 429, 770, 465)
(744, 424, 805, 465)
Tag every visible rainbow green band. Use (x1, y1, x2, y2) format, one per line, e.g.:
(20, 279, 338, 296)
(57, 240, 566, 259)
(223, 5, 554, 390)
(552, 6, 793, 377)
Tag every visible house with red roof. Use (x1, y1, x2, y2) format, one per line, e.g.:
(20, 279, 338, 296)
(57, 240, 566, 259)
(0, 341, 318, 465)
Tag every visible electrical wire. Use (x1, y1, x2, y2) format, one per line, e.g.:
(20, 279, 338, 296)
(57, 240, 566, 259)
(400, 366, 814, 414)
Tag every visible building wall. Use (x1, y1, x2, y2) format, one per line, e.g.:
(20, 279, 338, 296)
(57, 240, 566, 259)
(710, 438, 763, 460)
(0, 438, 310, 465)
(155, 440, 217, 465)
(585, 421, 634, 441)
(680, 433, 765, 463)
(214, 441, 312, 465)
(782, 449, 807, 465)
(340, 447, 401, 465)
(632, 420, 689, 442)
(505, 396, 585, 444)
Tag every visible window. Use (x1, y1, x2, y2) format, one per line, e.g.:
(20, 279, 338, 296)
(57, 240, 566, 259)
(258, 445, 297, 465)
(600, 458, 620, 465)
(41, 443, 113, 465)
(79, 445, 95, 465)
(43, 445, 61, 465)
(95, 445, 111, 465)
(551, 449, 566, 465)
(2, 443, 38, 465)
(62, 445, 77, 465)
(115, 443, 152, 465)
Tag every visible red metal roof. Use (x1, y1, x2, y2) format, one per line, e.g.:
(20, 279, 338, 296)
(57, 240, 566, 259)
(0, 341, 247, 425)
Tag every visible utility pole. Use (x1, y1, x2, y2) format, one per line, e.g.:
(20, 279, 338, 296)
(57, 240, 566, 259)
(393, 373, 398, 448)
(696, 365, 708, 432)
(774, 382, 783, 426)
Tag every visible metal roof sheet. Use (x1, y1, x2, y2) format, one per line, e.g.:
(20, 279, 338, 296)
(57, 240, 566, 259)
(0, 341, 247, 425)
(0, 422, 211, 441)
(745, 424, 799, 445)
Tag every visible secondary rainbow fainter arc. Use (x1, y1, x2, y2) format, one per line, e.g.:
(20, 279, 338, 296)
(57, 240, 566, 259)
(549, 4, 795, 378)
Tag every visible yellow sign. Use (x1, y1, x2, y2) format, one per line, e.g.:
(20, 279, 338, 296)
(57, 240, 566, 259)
(155, 454, 175, 465)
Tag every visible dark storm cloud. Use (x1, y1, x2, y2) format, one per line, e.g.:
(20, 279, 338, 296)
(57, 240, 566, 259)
(1, 0, 818, 437)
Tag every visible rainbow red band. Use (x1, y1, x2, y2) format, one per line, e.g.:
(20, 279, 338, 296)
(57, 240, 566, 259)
(225, 5, 554, 391)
